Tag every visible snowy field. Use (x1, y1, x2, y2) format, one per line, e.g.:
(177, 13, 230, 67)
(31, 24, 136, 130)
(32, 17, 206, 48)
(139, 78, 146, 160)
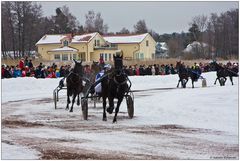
(1, 72, 239, 159)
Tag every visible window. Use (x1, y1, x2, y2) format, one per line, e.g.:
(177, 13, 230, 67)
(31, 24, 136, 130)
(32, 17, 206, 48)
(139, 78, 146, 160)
(54, 54, 60, 60)
(73, 54, 77, 60)
(109, 54, 112, 61)
(62, 54, 68, 61)
(135, 53, 139, 59)
(140, 53, 144, 59)
(146, 40, 149, 47)
(104, 53, 108, 61)
(111, 44, 117, 48)
(63, 40, 69, 46)
(97, 40, 100, 46)
(94, 40, 97, 46)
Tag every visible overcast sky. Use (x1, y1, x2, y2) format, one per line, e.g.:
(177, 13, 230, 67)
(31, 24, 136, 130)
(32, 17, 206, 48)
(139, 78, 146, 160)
(39, 1, 238, 35)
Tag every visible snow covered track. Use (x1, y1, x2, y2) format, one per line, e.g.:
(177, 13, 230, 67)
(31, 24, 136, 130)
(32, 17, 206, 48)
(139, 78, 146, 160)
(2, 72, 238, 159)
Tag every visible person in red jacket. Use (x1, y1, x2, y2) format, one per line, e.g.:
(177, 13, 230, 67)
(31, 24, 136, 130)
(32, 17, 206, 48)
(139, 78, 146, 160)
(2, 65, 5, 78)
(19, 58, 24, 70)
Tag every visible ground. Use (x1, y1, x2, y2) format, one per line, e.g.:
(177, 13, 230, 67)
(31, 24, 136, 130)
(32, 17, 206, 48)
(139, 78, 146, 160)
(1, 72, 239, 159)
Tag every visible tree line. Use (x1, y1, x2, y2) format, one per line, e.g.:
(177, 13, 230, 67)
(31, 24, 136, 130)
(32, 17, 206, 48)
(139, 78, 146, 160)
(1, 1, 238, 59)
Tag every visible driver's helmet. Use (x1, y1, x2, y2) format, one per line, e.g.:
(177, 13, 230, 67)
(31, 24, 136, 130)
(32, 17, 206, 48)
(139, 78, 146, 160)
(103, 64, 111, 70)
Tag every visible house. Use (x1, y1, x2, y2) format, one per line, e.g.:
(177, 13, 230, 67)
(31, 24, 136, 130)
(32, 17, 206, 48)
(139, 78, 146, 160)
(183, 41, 209, 55)
(35, 32, 156, 62)
(155, 42, 169, 58)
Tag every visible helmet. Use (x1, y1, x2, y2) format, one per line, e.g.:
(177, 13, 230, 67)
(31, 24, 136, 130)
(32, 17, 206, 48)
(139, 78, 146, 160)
(104, 64, 111, 69)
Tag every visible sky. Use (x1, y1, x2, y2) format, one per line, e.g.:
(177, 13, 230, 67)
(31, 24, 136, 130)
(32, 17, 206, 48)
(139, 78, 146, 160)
(39, 1, 238, 35)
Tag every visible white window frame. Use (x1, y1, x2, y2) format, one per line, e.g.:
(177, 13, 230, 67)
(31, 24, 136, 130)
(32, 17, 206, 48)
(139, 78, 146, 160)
(54, 54, 60, 60)
(104, 53, 108, 61)
(62, 54, 68, 61)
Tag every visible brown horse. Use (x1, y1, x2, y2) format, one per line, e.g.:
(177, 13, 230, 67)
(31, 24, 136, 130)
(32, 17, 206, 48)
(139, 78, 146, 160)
(66, 59, 84, 112)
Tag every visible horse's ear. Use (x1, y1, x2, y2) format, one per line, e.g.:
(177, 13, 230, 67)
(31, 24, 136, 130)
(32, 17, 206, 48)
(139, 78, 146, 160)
(113, 54, 116, 58)
(73, 59, 77, 64)
(79, 60, 82, 64)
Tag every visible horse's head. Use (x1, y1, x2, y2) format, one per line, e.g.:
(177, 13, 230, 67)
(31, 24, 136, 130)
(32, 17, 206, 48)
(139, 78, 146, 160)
(176, 61, 183, 71)
(113, 54, 123, 70)
(209, 61, 221, 71)
(73, 59, 83, 75)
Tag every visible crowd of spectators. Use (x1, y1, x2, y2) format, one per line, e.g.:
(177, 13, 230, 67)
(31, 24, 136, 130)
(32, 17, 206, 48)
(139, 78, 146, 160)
(1, 57, 72, 79)
(1, 56, 238, 79)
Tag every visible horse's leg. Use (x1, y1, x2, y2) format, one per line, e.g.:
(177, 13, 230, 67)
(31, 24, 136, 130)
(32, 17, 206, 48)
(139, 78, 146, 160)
(214, 77, 218, 85)
(66, 89, 70, 110)
(107, 96, 114, 114)
(185, 79, 189, 88)
(77, 94, 80, 106)
(224, 77, 227, 86)
(229, 76, 234, 85)
(102, 96, 107, 121)
(177, 79, 181, 88)
(218, 77, 224, 86)
(113, 98, 123, 123)
(191, 79, 194, 88)
(69, 93, 77, 112)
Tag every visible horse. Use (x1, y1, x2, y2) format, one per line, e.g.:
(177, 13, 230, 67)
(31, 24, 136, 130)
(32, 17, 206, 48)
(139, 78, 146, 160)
(100, 54, 129, 123)
(176, 61, 200, 88)
(66, 59, 84, 112)
(210, 61, 238, 86)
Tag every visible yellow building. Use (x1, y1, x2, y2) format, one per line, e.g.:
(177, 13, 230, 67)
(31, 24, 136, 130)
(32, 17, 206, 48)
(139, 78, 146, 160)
(35, 32, 156, 62)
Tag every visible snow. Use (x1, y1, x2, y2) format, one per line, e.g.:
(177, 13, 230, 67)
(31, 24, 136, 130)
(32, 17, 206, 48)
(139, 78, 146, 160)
(35, 34, 66, 45)
(1, 72, 238, 159)
(103, 33, 148, 44)
(49, 46, 78, 52)
(72, 32, 97, 43)
(36, 33, 97, 45)
(2, 143, 40, 160)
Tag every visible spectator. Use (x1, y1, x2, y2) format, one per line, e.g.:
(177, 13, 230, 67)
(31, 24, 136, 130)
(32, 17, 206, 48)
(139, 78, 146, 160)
(19, 58, 24, 70)
(151, 65, 156, 75)
(28, 59, 33, 68)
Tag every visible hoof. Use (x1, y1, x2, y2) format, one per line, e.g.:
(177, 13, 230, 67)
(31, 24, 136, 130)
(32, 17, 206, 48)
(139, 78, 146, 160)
(113, 119, 117, 123)
(65, 107, 69, 111)
(102, 117, 107, 121)
(69, 110, 73, 112)
(77, 102, 80, 106)
(107, 107, 113, 114)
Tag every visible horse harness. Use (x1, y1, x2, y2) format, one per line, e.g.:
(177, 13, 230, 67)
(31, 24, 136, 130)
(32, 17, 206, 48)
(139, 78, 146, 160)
(112, 69, 128, 93)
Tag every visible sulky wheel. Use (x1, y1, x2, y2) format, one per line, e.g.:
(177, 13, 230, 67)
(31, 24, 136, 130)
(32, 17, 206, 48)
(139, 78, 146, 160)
(53, 91, 57, 109)
(126, 95, 134, 119)
(81, 98, 88, 120)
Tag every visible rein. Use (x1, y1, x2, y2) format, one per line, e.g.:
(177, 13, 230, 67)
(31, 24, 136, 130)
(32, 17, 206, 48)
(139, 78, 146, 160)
(113, 77, 127, 85)
(226, 68, 239, 76)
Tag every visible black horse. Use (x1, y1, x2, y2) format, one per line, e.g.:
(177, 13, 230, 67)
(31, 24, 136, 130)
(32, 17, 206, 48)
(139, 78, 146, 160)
(176, 61, 201, 88)
(210, 61, 238, 86)
(98, 55, 129, 123)
(66, 59, 84, 112)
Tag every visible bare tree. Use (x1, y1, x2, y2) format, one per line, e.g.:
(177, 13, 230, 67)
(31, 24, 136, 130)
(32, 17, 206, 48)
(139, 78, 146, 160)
(84, 10, 108, 34)
(117, 27, 130, 34)
(133, 19, 148, 34)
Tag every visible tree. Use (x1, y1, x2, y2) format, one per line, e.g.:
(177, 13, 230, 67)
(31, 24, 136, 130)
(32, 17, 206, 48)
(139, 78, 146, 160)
(117, 27, 130, 34)
(188, 23, 200, 41)
(133, 19, 148, 34)
(2, 1, 16, 58)
(149, 30, 160, 42)
(84, 10, 108, 34)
